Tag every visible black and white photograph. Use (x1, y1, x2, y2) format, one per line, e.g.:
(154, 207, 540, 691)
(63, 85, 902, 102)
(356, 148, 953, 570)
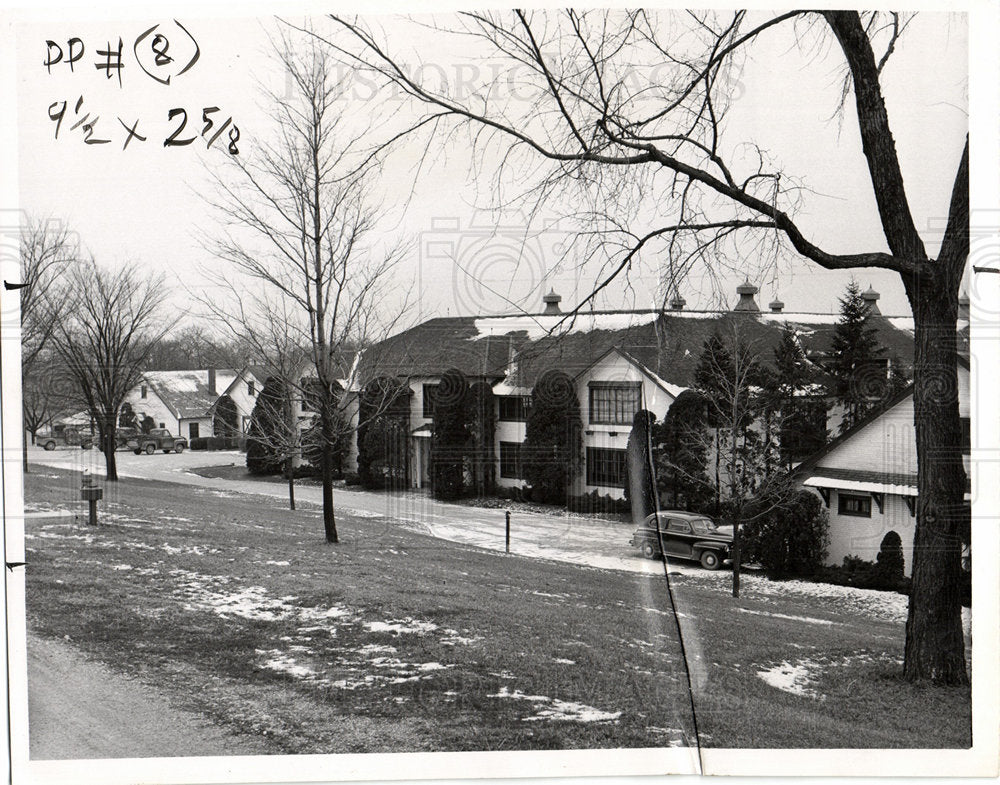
(1, 1, 998, 783)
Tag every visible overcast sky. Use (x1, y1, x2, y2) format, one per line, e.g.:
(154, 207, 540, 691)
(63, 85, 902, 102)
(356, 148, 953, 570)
(13, 7, 969, 330)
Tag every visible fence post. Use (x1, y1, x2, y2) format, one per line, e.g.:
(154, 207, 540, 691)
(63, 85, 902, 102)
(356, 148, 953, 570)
(505, 509, 511, 553)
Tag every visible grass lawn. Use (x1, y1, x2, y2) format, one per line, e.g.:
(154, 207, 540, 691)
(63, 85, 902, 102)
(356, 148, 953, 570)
(22, 468, 971, 752)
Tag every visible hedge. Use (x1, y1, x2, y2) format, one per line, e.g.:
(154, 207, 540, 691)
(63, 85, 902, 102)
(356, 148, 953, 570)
(190, 436, 242, 451)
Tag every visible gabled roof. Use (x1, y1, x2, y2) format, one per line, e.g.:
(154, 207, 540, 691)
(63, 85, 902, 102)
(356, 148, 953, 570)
(143, 369, 238, 420)
(571, 345, 688, 400)
(359, 307, 919, 392)
(793, 383, 916, 479)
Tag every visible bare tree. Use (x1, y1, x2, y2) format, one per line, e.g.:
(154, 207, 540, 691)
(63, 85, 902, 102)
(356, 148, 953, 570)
(693, 321, 796, 597)
(325, 10, 968, 684)
(52, 261, 166, 481)
(18, 216, 76, 470)
(22, 355, 80, 446)
(202, 29, 409, 543)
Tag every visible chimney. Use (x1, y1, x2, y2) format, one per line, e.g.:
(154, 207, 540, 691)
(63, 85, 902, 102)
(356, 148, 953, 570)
(733, 279, 759, 313)
(208, 368, 217, 395)
(769, 297, 785, 313)
(958, 292, 970, 320)
(669, 293, 686, 311)
(542, 289, 562, 315)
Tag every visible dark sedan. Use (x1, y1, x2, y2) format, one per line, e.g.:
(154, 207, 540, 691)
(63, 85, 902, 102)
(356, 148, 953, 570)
(629, 510, 733, 569)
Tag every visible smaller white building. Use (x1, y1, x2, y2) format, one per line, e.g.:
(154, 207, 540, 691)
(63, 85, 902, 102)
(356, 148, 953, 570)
(797, 358, 970, 576)
(122, 368, 264, 440)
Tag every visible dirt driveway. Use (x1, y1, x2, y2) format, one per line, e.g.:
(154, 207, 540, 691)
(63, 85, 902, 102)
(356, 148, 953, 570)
(28, 633, 272, 759)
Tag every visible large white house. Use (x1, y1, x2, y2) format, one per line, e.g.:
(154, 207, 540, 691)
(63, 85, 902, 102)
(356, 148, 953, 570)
(353, 283, 921, 498)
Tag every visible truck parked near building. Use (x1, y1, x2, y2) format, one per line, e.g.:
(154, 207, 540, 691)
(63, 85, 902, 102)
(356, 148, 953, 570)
(129, 428, 188, 455)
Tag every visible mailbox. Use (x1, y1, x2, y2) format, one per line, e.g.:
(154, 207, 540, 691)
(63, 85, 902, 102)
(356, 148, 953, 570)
(81, 475, 102, 525)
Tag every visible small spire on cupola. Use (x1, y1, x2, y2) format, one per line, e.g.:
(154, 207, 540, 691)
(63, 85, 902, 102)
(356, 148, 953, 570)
(861, 285, 881, 315)
(669, 293, 686, 311)
(733, 279, 760, 313)
(769, 296, 784, 313)
(542, 289, 562, 315)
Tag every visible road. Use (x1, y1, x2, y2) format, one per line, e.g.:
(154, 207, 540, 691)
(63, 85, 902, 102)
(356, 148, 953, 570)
(28, 634, 272, 759)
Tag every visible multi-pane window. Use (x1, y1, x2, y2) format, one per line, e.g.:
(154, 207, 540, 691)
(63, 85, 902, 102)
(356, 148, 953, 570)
(189, 422, 200, 439)
(422, 384, 439, 418)
(247, 380, 255, 397)
(586, 447, 627, 487)
(140, 385, 147, 399)
(838, 493, 872, 517)
(499, 441, 524, 479)
(498, 395, 529, 422)
(588, 382, 641, 425)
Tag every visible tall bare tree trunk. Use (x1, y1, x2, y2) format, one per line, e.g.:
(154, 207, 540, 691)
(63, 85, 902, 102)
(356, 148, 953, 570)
(903, 280, 968, 684)
(103, 414, 119, 482)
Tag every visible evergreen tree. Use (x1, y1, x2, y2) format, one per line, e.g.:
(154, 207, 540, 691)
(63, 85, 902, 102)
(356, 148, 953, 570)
(119, 401, 138, 430)
(523, 370, 582, 504)
(464, 380, 497, 497)
(767, 325, 828, 467)
(829, 281, 886, 432)
(652, 391, 713, 511)
(246, 376, 287, 475)
(624, 409, 657, 522)
(431, 368, 469, 500)
(693, 333, 737, 514)
(357, 377, 410, 489)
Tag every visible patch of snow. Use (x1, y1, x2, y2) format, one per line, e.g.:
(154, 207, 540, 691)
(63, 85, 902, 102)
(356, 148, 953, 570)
(256, 649, 318, 679)
(738, 608, 837, 626)
(756, 660, 824, 699)
(264, 560, 290, 567)
(111, 564, 133, 571)
(488, 686, 621, 723)
(553, 658, 576, 665)
(358, 644, 398, 656)
(365, 619, 438, 635)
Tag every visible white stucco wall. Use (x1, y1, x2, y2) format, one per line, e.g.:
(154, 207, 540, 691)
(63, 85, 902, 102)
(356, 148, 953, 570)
(816, 488, 917, 577)
(122, 386, 177, 433)
(571, 352, 677, 498)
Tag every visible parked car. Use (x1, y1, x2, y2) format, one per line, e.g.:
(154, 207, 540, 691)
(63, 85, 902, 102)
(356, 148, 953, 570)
(630, 510, 733, 570)
(38, 426, 93, 451)
(129, 428, 188, 455)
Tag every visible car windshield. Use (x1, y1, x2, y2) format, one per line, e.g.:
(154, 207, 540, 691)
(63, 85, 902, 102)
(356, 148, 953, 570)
(689, 518, 719, 534)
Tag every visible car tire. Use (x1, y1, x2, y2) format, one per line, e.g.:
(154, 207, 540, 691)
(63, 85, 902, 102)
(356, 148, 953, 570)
(174, 443, 185, 453)
(700, 550, 721, 570)
(641, 541, 657, 559)
(144, 443, 156, 455)
(43, 441, 56, 451)
(133, 449, 142, 455)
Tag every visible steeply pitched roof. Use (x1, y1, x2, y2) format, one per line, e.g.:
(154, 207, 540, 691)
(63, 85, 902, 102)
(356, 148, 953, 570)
(359, 306, 919, 394)
(143, 369, 238, 420)
(793, 383, 916, 479)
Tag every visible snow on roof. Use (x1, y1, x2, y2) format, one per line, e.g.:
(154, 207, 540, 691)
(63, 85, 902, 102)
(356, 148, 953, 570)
(473, 311, 660, 339)
(143, 369, 238, 419)
(803, 475, 918, 496)
(491, 379, 532, 396)
(886, 317, 915, 332)
(759, 312, 842, 325)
